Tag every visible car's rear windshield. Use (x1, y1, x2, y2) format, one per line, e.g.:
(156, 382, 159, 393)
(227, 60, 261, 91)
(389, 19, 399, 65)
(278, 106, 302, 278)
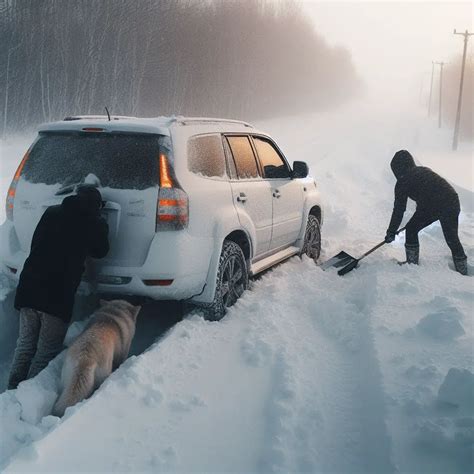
(22, 131, 168, 190)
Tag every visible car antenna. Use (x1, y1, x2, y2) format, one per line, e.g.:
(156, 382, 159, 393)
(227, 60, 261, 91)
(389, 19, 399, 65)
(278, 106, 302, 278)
(105, 106, 111, 121)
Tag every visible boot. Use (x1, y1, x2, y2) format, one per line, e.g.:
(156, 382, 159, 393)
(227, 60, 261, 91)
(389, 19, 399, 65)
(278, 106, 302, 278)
(405, 244, 419, 264)
(453, 256, 468, 276)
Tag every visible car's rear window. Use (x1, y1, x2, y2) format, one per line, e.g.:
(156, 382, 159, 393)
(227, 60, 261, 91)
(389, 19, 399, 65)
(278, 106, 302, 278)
(22, 132, 167, 190)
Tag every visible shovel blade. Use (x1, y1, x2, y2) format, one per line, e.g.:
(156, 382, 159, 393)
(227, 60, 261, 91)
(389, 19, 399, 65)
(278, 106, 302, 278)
(337, 258, 359, 276)
(320, 251, 356, 270)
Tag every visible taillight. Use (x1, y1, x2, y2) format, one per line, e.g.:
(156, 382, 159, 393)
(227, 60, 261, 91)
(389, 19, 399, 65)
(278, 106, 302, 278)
(156, 154, 188, 231)
(6, 149, 30, 221)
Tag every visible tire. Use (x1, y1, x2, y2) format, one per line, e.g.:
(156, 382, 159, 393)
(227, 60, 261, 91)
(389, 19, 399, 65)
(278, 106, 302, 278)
(203, 240, 249, 321)
(301, 214, 321, 262)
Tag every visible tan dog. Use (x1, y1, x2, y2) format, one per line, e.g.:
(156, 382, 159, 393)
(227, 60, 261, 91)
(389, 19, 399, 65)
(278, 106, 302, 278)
(52, 299, 141, 417)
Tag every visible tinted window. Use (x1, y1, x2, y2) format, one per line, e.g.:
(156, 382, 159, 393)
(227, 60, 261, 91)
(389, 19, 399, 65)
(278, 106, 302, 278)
(226, 136, 259, 179)
(188, 135, 226, 178)
(23, 132, 164, 190)
(253, 137, 290, 179)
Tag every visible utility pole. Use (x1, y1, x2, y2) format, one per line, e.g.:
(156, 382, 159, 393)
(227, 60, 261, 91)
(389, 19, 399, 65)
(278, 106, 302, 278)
(428, 61, 435, 116)
(452, 29, 473, 151)
(433, 61, 446, 129)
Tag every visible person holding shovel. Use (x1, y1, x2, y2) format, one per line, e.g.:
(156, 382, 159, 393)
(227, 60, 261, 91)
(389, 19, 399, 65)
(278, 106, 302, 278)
(384, 150, 467, 275)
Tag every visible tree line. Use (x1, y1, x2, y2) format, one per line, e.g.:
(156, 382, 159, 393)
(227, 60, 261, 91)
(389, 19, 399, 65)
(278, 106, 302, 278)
(0, 0, 362, 136)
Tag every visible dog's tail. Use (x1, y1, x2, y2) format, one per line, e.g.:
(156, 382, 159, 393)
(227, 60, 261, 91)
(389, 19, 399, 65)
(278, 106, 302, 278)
(52, 357, 96, 417)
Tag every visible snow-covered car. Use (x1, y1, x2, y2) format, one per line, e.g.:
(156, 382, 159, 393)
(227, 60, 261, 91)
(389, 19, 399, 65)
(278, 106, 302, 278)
(1, 116, 323, 319)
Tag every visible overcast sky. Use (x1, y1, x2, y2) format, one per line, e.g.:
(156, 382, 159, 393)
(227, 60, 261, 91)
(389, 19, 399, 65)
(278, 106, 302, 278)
(302, 1, 473, 100)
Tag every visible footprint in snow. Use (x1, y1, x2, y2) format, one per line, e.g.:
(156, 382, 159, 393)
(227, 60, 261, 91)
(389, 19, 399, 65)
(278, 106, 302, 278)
(240, 335, 272, 368)
(169, 395, 206, 412)
(142, 388, 163, 407)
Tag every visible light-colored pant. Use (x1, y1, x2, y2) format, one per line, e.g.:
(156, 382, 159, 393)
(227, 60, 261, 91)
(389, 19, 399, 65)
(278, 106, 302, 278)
(8, 308, 67, 390)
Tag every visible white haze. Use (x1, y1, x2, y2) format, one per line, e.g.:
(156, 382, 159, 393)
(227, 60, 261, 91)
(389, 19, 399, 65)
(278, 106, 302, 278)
(303, 0, 473, 102)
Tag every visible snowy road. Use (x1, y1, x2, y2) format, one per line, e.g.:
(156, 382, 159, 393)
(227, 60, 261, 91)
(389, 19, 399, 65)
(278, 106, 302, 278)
(0, 101, 472, 472)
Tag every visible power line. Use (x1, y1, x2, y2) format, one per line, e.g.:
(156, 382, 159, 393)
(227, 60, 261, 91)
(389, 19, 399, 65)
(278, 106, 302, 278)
(452, 29, 473, 151)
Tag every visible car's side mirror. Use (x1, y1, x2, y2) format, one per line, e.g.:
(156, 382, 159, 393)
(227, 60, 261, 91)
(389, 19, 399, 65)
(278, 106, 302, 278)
(292, 161, 309, 179)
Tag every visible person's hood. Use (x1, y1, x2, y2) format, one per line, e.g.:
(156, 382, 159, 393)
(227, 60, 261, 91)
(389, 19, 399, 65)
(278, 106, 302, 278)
(390, 150, 416, 179)
(61, 188, 102, 215)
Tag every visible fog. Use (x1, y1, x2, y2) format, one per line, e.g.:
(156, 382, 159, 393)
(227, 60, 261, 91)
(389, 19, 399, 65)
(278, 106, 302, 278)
(304, 1, 472, 101)
(1, 0, 363, 136)
(1, 1, 472, 138)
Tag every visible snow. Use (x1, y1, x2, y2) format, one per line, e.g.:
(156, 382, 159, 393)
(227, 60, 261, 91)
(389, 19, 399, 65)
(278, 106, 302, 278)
(0, 100, 473, 473)
(416, 306, 466, 340)
(438, 368, 474, 412)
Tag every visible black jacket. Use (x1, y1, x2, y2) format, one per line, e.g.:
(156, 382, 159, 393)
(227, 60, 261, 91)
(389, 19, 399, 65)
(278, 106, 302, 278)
(387, 150, 459, 234)
(14, 195, 109, 322)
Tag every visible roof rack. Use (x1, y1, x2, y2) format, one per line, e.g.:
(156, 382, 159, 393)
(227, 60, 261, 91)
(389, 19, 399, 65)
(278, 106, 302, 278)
(62, 115, 254, 128)
(63, 115, 137, 121)
(175, 117, 253, 128)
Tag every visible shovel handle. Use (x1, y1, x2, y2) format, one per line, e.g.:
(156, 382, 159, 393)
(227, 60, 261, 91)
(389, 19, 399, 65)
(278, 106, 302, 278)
(359, 226, 406, 260)
(338, 226, 407, 276)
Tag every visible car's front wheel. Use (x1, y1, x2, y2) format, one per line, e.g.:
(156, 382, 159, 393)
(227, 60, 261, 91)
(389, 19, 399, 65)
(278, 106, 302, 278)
(204, 240, 249, 321)
(301, 214, 321, 262)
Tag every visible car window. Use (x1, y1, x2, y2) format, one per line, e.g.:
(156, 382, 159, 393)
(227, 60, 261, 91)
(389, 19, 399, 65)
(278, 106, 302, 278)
(226, 136, 259, 179)
(253, 136, 291, 179)
(22, 132, 163, 190)
(222, 137, 237, 179)
(188, 134, 226, 178)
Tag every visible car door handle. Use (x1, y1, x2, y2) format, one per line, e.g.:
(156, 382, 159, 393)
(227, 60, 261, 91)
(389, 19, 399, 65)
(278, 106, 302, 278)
(273, 190, 281, 198)
(237, 193, 247, 203)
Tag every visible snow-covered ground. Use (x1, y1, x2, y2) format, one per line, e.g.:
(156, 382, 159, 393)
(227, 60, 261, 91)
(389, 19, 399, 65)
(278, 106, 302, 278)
(0, 100, 472, 473)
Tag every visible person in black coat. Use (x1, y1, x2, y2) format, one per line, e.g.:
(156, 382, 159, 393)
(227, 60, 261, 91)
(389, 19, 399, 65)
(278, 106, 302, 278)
(8, 185, 109, 389)
(385, 150, 467, 275)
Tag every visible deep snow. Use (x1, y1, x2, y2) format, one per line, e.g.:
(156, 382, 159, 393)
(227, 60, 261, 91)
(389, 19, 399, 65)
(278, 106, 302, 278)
(0, 100, 472, 473)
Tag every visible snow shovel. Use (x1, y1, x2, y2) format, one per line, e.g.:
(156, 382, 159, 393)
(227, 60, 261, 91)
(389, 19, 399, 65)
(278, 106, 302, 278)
(320, 227, 406, 275)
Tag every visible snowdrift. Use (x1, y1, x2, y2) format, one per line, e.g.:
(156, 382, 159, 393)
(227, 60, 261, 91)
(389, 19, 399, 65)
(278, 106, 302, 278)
(0, 101, 472, 473)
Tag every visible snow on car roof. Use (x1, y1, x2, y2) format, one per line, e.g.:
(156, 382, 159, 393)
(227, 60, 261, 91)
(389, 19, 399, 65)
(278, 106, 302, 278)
(38, 115, 254, 136)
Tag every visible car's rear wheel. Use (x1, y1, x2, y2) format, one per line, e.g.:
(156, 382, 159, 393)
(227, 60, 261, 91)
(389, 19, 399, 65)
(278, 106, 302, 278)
(302, 214, 321, 262)
(204, 240, 249, 321)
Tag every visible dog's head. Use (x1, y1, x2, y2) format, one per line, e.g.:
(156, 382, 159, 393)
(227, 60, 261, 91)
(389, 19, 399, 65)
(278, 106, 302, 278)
(99, 299, 141, 323)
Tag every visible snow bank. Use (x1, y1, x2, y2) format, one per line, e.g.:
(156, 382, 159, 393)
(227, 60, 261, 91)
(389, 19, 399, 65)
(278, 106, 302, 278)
(0, 320, 87, 470)
(0, 356, 61, 468)
(0, 100, 472, 473)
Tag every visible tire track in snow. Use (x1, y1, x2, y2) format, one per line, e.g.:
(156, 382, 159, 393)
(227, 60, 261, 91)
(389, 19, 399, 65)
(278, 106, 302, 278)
(236, 258, 395, 473)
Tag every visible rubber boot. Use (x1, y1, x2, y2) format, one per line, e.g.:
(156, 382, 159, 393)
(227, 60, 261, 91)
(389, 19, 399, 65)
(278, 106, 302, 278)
(453, 256, 468, 276)
(405, 244, 419, 265)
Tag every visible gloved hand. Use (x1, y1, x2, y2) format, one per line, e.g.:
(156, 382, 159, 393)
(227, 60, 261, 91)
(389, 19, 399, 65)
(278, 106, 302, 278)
(384, 231, 396, 243)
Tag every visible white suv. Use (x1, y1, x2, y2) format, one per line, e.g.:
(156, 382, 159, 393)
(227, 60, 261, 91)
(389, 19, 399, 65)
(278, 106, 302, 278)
(1, 116, 323, 319)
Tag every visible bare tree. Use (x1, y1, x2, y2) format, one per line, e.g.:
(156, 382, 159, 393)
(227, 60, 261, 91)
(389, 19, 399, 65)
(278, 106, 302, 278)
(0, 0, 362, 135)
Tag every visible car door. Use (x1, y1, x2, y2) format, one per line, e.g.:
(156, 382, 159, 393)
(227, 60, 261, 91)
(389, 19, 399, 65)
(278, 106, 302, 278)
(252, 135, 304, 251)
(224, 135, 272, 257)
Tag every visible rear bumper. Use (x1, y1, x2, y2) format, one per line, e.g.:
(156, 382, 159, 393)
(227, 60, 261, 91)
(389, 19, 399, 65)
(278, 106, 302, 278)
(0, 220, 214, 302)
